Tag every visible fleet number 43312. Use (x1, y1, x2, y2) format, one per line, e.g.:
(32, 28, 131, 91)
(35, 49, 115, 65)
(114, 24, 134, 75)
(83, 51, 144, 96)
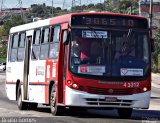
(123, 82, 139, 88)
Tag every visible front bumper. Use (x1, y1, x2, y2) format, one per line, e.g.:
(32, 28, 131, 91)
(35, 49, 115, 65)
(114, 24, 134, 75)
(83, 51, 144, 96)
(65, 86, 150, 109)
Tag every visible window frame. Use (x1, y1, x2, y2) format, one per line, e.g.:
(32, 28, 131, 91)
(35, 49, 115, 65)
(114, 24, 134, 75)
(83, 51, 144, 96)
(33, 29, 41, 45)
(49, 25, 60, 59)
(39, 26, 50, 60)
(17, 32, 26, 62)
(10, 33, 19, 62)
(32, 28, 41, 60)
(18, 32, 26, 48)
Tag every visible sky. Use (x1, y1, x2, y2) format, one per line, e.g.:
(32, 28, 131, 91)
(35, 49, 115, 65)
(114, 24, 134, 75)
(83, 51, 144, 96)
(1, 0, 103, 9)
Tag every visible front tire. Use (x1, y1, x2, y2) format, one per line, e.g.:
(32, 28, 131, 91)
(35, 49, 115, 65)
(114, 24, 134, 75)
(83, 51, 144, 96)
(50, 84, 58, 115)
(117, 108, 133, 119)
(17, 85, 28, 110)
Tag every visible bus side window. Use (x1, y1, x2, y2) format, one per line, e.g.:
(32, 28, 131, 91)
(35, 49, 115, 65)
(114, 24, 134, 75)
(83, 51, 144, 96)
(17, 32, 26, 61)
(51, 26, 60, 42)
(32, 29, 41, 60)
(10, 33, 18, 62)
(40, 27, 50, 60)
(49, 26, 60, 59)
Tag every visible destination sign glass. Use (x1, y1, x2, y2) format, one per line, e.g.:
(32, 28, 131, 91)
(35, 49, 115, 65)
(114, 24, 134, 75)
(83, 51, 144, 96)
(71, 15, 148, 29)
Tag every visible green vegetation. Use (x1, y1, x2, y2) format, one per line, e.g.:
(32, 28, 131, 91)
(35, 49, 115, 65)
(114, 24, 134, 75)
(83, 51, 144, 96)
(71, 0, 139, 14)
(0, 45, 7, 62)
(0, 15, 25, 62)
(153, 28, 160, 72)
(0, 57, 6, 62)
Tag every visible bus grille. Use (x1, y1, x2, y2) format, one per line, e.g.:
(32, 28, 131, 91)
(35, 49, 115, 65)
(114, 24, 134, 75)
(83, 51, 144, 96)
(87, 86, 134, 95)
(85, 98, 132, 106)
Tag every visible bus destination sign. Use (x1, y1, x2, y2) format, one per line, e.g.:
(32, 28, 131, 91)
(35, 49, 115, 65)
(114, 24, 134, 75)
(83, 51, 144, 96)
(71, 15, 148, 29)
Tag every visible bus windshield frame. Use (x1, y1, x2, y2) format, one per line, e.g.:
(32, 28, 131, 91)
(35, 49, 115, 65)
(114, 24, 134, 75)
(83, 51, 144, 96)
(69, 26, 151, 81)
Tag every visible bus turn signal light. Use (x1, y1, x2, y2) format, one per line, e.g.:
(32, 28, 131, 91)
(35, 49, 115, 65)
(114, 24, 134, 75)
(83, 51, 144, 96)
(67, 80, 72, 85)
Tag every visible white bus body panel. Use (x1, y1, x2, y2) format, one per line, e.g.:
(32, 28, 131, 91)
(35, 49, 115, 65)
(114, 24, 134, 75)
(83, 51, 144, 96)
(28, 85, 45, 103)
(10, 19, 50, 34)
(28, 60, 46, 103)
(65, 86, 150, 109)
(5, 84, 16, 100)
(6, 62, 24, 100)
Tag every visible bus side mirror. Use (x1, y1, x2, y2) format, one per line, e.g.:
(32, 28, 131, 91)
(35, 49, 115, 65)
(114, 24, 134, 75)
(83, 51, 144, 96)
(151, 38, 155, 52)
(63, 30, 69, 45)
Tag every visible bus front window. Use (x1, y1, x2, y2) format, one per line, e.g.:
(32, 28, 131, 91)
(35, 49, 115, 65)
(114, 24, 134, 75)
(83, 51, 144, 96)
(70, 29, 150, 78)
(70, 29, 108, 76)
(112, 30, 149, 77)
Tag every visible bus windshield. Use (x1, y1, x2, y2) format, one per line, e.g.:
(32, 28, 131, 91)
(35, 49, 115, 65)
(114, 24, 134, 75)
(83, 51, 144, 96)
(70, 28, 150, 78)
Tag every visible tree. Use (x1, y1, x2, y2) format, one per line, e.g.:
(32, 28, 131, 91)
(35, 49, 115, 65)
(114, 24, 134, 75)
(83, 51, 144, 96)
(0, 45, 7, 58)
(0, 15, 25, 61)
(118, 0, 139, 14)
(104, 0, 117, 12)
(104, 0, 139, 14)
(2, 15, 25, 38)
(152, 28, 160, 72)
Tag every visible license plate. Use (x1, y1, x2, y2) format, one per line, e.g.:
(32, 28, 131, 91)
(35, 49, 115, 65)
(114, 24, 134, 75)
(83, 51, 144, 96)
(105, 97, 117, 102)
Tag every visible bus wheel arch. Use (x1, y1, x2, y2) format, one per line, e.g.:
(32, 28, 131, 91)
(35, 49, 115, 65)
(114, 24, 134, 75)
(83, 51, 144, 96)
(49, 80, 64, 115)
(16, 80, 28, 110)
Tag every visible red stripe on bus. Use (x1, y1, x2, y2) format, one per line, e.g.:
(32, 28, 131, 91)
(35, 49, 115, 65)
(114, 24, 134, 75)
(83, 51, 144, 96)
(6, 81, 49, 85)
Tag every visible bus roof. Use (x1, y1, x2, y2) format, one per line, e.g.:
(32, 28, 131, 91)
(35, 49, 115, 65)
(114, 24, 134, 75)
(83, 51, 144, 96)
(10, 12, 147, 34)
(70, 12, 146, 19)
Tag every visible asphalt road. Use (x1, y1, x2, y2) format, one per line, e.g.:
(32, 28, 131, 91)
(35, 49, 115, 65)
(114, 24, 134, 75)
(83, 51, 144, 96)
(0, 72, 160, 123)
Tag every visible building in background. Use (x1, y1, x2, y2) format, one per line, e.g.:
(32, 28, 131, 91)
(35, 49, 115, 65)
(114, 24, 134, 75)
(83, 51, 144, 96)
(0, 8, 30, 19)
(139, 0, 160, 28)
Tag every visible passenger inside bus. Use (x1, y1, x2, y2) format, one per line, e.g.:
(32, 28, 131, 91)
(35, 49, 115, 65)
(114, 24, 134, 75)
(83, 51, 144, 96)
(114, 41, 135, 61)
(89, 41, 103, 64)
(72, 35, 104, 65)
(71, 34, 89, 64)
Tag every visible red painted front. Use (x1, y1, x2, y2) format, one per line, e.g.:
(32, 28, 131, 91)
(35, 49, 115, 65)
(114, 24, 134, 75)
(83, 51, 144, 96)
(48, 12, 150, 106)
(45, 59, 58, 104)
(65, 71, 151, 95)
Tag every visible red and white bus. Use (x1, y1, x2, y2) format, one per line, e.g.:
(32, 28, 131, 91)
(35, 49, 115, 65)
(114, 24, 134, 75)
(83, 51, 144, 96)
(6, 12, 152, 118)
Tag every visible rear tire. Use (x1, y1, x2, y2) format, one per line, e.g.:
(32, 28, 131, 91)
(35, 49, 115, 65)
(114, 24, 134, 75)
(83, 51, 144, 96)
(17, 85, 28, 110)
(117, 108, 133, 119)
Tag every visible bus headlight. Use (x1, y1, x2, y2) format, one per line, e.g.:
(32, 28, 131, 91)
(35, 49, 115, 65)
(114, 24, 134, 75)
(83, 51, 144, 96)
(72, 84, 78, 89)
(143, 87, 147, 92)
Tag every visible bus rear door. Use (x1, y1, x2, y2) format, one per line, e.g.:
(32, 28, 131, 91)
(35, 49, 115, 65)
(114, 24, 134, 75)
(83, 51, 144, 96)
(23, 30, 33, 100)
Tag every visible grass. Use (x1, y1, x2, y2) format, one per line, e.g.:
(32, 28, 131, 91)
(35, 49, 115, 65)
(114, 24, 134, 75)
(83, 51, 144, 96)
(0, 57, 6, 62)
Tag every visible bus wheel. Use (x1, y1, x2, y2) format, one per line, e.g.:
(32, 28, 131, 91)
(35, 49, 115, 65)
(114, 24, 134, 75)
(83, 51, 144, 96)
(50, 84, 58, 115)
(117, 108, 133, 119)
(17, 85, 28, 110)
